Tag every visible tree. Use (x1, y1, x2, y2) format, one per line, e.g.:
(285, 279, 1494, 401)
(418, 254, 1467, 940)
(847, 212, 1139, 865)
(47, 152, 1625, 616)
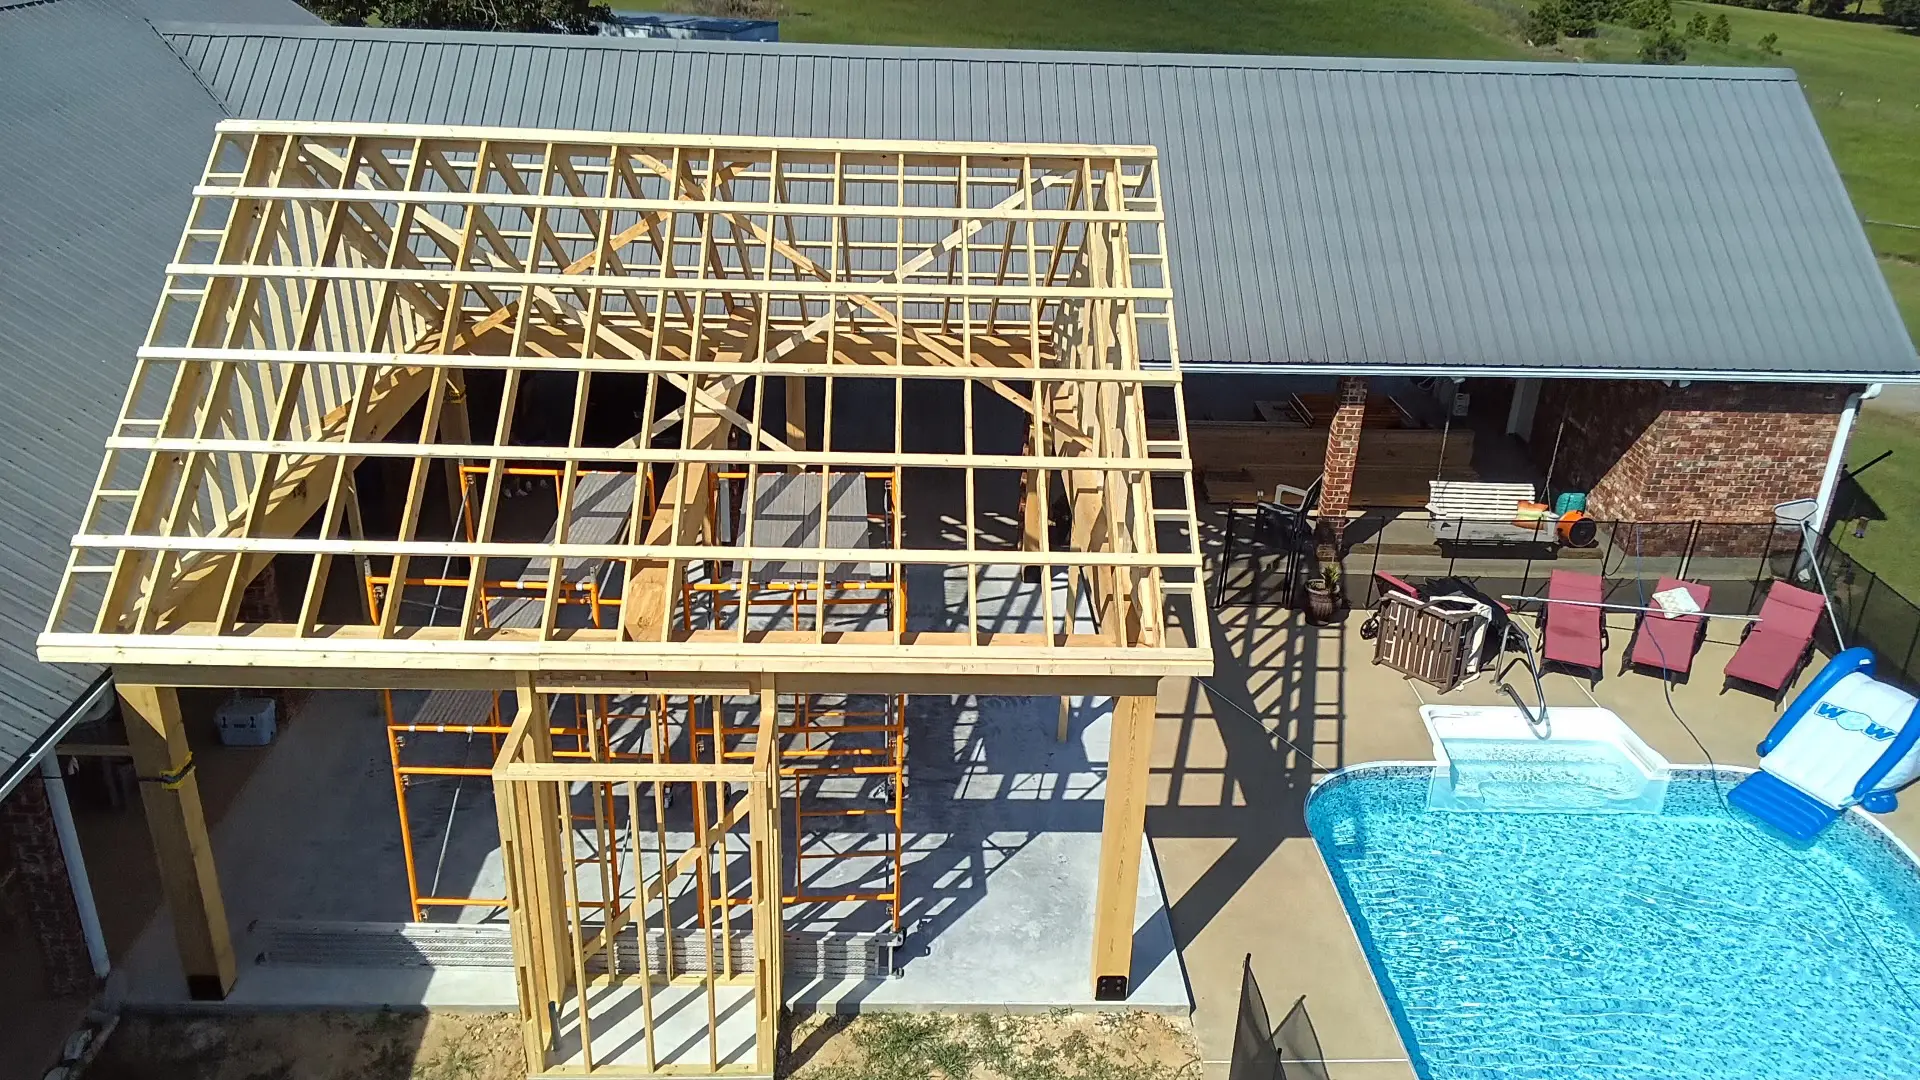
(1625, 0, 1674, 29)
(1559, 0, 1605, 35)
(1806, 0, 1848, 15)
(1639, 23, 1689, 60)
(1685, 11, 1710, 35)
(1708, 12, 1733, 40)
(1884, 0, 1920, 27)
(303, 0, 610, 32)
(1757, 30, 1781, 52)
(1522, 0, 1564, 43)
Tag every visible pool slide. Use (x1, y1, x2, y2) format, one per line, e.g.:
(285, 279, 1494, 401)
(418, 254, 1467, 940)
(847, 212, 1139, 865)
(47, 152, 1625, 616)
(1728, 647, 1920, 841)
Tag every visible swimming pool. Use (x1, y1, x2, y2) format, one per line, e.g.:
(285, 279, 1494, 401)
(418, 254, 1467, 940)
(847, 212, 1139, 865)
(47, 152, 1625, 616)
(1307, 766, 1920, 1080)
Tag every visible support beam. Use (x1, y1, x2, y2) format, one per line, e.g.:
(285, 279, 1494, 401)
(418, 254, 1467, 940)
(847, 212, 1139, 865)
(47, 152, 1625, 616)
(117, 683, 236, 1000)
(621, 376, 751, 642)
(785, 375, 806, 455)
(1090, 690, 1157, 999)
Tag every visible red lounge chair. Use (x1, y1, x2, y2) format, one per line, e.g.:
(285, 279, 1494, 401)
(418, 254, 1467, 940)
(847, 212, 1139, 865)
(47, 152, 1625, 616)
(1624, 577, 1710, 678)
(1374, 571, 1419, 601)
(1542, 570, 1606, 683)
(1723, 580, 1827, 703)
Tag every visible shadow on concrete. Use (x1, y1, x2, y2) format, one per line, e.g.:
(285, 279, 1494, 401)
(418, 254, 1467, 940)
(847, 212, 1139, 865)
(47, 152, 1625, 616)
(1146, 512, 1349, 980)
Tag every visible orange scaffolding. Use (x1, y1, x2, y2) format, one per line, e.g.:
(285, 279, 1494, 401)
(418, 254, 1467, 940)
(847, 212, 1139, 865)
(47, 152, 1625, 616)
(663, 692, 905, 931)
(371, 465, 656, 920)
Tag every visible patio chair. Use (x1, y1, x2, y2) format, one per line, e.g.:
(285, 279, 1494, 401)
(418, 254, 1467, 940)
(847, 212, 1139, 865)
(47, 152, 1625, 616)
(1213, 475, 1320, 608)
(1541, 569, 1606, 685)
(1723, 580, 1828, 704)
(1622, 576, 1710, 680)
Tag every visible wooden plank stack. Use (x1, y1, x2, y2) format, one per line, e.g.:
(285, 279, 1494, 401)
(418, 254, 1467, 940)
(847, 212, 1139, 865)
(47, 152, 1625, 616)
(1156, 420, 1475, 507)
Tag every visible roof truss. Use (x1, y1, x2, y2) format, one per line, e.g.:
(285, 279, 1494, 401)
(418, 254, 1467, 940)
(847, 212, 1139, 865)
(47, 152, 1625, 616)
(42, 121, 1207, 689)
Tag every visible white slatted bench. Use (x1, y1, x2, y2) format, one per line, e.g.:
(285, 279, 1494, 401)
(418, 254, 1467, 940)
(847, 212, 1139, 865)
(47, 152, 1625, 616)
(1428, 481, 1553, 544)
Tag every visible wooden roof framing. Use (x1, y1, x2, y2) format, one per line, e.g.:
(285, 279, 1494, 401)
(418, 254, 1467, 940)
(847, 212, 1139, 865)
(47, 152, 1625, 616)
(40, 120, 1209, 693)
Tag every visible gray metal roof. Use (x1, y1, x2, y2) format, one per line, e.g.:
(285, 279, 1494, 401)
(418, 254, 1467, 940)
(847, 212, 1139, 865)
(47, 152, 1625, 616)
(153, 26, 1918, 379)
(0, 0, 229, 793)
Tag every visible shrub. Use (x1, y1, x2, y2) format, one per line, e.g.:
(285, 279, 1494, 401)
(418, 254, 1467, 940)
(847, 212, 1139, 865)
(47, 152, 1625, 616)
(1758, 30, 1781, 52)
(1685, 11, 1710, 35)
(1806, 0, 1848, 15)
(1639, 23, 1690, 60)
(1884, 0, 1920, 27)
(1522, 1, 1564, 43)
(1560, 0, 1604, 35)
(1708, 11, 1732, 40)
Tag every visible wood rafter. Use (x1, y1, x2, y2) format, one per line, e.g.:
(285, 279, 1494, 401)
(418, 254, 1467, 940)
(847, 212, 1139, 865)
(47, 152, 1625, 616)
(41, 120, 1209, 688)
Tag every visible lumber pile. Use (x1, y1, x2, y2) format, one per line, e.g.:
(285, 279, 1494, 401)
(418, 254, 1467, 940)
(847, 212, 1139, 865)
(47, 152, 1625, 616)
(1155, 420, 1475, 508)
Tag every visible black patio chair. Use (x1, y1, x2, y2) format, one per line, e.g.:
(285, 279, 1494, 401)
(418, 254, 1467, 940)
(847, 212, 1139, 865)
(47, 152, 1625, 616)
(1214, 476, 1321, 608)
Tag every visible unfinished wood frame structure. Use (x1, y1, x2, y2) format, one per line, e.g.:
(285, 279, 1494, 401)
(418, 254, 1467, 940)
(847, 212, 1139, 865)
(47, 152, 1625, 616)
(44, 120, 1211, 1071)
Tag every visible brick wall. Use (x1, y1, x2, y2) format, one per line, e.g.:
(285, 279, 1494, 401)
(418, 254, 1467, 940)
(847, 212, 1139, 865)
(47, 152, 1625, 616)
(0, 776, 94, 996)
(1318, 375, 1369, 536)
(1532, 380, 1851, 524)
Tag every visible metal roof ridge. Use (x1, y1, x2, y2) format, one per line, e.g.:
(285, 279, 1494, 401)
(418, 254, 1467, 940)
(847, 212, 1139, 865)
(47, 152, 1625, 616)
(147, 20, 1800, 81)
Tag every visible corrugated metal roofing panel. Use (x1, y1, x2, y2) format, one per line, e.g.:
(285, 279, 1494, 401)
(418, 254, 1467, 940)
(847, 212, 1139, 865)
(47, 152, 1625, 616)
(151, 26, 1916, 377)
(0, 0, 229, 788)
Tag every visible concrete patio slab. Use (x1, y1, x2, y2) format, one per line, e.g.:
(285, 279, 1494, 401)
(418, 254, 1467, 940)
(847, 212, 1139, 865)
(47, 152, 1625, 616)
(116, 687, 1187, 1016)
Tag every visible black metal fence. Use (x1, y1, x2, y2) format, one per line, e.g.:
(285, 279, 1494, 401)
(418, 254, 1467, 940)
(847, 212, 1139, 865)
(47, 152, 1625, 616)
(1815, 542, 1920, 693)
(1335, 515, 1811, 619)
(1217, 511, 1920, 693)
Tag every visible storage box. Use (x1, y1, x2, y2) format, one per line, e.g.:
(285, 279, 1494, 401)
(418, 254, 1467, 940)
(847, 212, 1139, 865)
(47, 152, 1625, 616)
(216, 696, 278, 747)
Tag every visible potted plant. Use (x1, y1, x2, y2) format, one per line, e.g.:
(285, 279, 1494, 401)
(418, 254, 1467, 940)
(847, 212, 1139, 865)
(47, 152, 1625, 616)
(1305, 546, 1342, 623)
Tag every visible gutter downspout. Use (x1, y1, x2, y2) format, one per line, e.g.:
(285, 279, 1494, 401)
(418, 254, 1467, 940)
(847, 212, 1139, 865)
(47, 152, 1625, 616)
(1813, 383, 1882, 535)
(38, 755, 110, 980)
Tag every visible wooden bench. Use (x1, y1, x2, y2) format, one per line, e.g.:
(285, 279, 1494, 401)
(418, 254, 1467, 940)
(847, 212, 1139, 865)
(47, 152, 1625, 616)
(1428, 481, 1553, 544)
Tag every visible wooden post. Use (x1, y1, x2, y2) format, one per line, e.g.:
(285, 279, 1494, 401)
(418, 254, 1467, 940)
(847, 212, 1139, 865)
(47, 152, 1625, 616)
(1090, 691, 1157, 999)
(785, 375, 806, 455)
(442, 369, 473, 526)
(117, 683, 236, 1000)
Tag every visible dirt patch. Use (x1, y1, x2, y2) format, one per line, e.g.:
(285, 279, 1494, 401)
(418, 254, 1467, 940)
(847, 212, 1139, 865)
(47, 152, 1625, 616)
(84, 1011, 522, 1080)
(83, 1009, 1197, 1080)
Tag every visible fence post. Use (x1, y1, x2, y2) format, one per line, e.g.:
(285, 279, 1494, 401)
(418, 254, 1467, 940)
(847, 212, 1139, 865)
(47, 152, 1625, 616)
(1901, 616, 1920, 688)
(1750, 524, 1777, 614)
(1678, 520, 1699, 582)
(1852, 572, 1876, 639)
(1367, 515, 1384, 608)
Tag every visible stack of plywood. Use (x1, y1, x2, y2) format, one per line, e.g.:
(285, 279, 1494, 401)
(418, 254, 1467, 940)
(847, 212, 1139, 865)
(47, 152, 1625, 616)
(1157, 420, 1475, 508)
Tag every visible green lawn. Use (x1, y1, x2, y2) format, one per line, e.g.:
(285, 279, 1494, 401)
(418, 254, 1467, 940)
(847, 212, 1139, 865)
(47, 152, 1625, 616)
(771, 0, 1528, 57)
(1832, 408, 1920, 595)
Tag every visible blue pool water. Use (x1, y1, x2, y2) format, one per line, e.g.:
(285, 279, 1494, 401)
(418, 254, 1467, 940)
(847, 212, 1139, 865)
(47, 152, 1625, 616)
(1307, 767, 1920, 1080)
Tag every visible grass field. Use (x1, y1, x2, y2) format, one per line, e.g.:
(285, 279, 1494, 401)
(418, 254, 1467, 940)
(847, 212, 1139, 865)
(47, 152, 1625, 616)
(1833, 407, 1920, 595)
(773, 0, 1529, 57)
